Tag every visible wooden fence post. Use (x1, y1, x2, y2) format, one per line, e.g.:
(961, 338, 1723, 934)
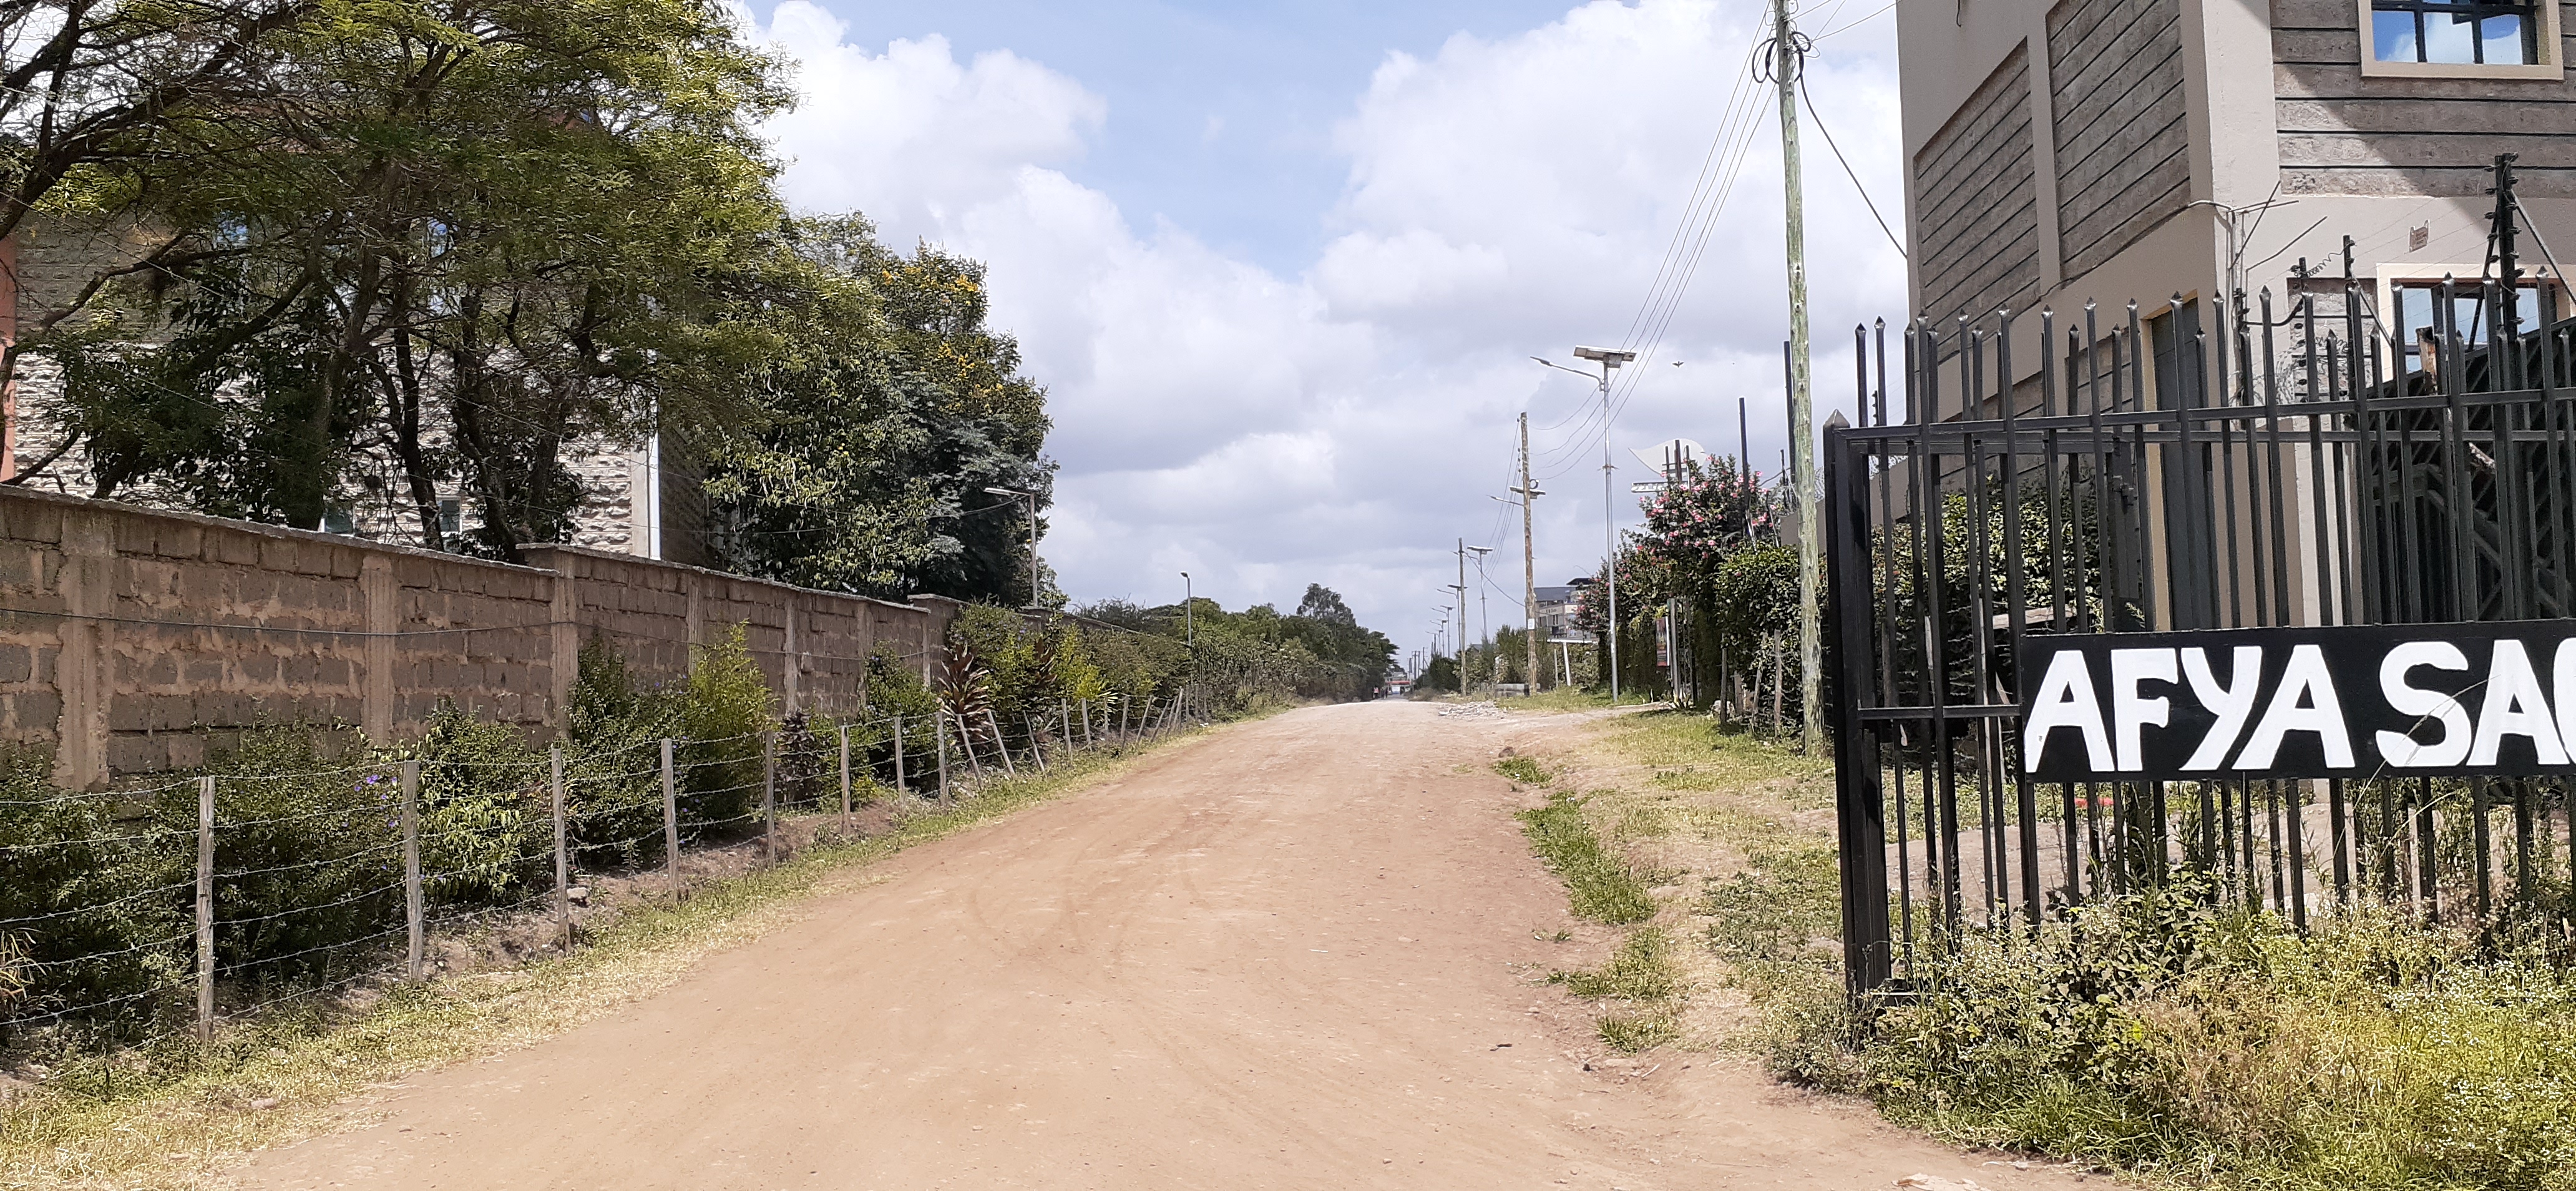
(1026, 713, 1048, 775)
(402, 760, 423, 981)
(1078, 698, 1092, 749)
(958, 712, 987, 784)
(762, 732, 778, 863)
(550, 746, 570, 948)
(936, 713, 951, 806)
(892, 714, 907, 796)
(661, 738, 681, 899)
(195, 775, 215, 1041)
(839, 722, 853, 835)
(988, 710, 1018, 779)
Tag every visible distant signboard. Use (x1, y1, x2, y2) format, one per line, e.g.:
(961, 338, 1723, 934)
(2017, 622, 2576, 782)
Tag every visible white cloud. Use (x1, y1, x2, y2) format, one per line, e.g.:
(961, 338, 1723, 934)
(746, 0, 1908, 649)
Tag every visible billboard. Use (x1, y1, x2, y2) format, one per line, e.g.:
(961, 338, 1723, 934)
(2016, 622, 2576, 782)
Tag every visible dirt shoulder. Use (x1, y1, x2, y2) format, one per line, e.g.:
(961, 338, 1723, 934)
(202, 701, 2110, 1190)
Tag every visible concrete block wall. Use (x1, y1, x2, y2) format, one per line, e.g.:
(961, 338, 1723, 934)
(1, 486, 956, 788)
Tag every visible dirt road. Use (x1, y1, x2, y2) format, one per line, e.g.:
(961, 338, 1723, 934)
(231, 702, 2099, 1190)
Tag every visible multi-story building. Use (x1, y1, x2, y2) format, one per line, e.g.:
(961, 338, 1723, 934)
(1901, 0, 2572, 379)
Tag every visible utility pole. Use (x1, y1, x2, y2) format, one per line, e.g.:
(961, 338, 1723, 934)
(1768, 0, 1823, 752)
(1516, 413, 1542, 691)
(1570, 346, 1636, 703)
(1468, 545, 1494, 691)
(1453, 539, 1471, 688)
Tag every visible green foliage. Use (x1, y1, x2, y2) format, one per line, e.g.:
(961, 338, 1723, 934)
(678, 624, 778, 827)
(564, 639, 683, 865)
(1787, 886, 2576, 1190)
(15, 0, 802, 557)
(391, 705, 549, 903)
(1516, 791, 1655, 925)
(1494, 756, 1550, 785)
(706, 222, 1055, 604)
(0, 747, 187, 1037)
(1414, 655, 1460, 695)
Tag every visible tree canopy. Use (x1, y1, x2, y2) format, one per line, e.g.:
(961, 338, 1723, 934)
(3, 0, 1055, 605)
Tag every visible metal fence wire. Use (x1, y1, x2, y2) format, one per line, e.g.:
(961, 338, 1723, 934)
(0, 685, 1212, 1049)
(1823, 257, 2576, 999)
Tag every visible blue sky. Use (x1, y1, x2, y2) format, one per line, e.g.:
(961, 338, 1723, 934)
(741, 0, 1906, 657)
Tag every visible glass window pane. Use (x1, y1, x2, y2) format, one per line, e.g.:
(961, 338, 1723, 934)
(2373, 9, 2422, 61)
(2424, 10, 2480, 62)
(2481, 14, 2533, 64)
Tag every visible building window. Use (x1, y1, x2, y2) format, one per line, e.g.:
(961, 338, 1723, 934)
(2364, 0, 2560, 75)
(439, 498, 463, 536)
(2379, 274, 2561, 375)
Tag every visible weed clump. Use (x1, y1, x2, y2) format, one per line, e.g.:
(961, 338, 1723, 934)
(1552, 929, 1684, 1054)
(1494, 755, 1549, 785)
(1775, 880, 2576, 1190)
(1515, 791, 1654, 925)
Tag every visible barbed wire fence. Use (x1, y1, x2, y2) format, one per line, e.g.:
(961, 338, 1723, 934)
(0, 685, 1214, 1058)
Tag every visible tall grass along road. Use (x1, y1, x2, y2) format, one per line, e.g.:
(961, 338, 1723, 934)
(223, 703, 2094, 1190)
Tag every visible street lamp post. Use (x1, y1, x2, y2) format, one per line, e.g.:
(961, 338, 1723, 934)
(983, 486, 1042, 609)
(1180, 571, 1193, 647)
(1534, 348, 1636, 703)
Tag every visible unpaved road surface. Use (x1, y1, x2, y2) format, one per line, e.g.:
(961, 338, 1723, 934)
(232, 702, 2102, 1190)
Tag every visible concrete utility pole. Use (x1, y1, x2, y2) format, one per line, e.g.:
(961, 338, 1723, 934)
(1769, 0, 1823, 751)
(1516, 412, 1542, 691)
(1181, 571, 1193, 647)
(1468, 544, 1494, 690)
(1453, 538, 1471, 687)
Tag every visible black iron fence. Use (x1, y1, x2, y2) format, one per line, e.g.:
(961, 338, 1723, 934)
(1823, 273, 2576, 997)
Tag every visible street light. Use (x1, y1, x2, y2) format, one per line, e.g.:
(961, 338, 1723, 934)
(1535, 346, 1636, 705)
(983, 486, 1041, 609)
(1180, 571, 1193, 647)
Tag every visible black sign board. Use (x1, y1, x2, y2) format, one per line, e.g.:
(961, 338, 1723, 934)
(2016, 621, 2576, 782)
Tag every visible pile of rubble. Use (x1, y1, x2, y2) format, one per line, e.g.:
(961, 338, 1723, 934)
(1436, 701, 1505, 720)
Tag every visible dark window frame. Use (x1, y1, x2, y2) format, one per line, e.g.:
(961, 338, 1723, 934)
(2370, 0, 2546, 66)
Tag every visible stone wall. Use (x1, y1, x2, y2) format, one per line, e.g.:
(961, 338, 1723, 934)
(0, 485, 955, 788)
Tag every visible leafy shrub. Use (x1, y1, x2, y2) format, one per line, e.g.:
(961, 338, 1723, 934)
(677, 624, 777, 831)
(154, 727, 404, 990)
(1811, 883, 2576, 1190)
(564, 639, 682, 865)
(384, 702, 548, 903)
(0, 746, 186, 1036)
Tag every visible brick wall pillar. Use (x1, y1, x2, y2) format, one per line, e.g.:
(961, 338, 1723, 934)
(362, 554, 396, 742)
(550, 559, 580, 729)
(52, 509, 112, 788)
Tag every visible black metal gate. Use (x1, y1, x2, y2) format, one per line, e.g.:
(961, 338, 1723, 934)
(1823, 264, 2576, 997)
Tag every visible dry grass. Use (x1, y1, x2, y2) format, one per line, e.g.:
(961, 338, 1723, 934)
(0, 730, 1211, 1191)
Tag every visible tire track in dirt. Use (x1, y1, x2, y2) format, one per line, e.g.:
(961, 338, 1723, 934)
(225, 702, 2105, 1190)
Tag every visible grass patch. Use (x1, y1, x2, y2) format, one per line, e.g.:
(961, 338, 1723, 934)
(1493, 755, 1550, 785)
(0, 732, 1206, 1191)
(1557, 927, 1679, 999)
(1499, 686, 1615, 713)
(1553, 929, 1686, 1056)
(1515, 790, 1655, 925)
(1596, 1011, 1682, 1054)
